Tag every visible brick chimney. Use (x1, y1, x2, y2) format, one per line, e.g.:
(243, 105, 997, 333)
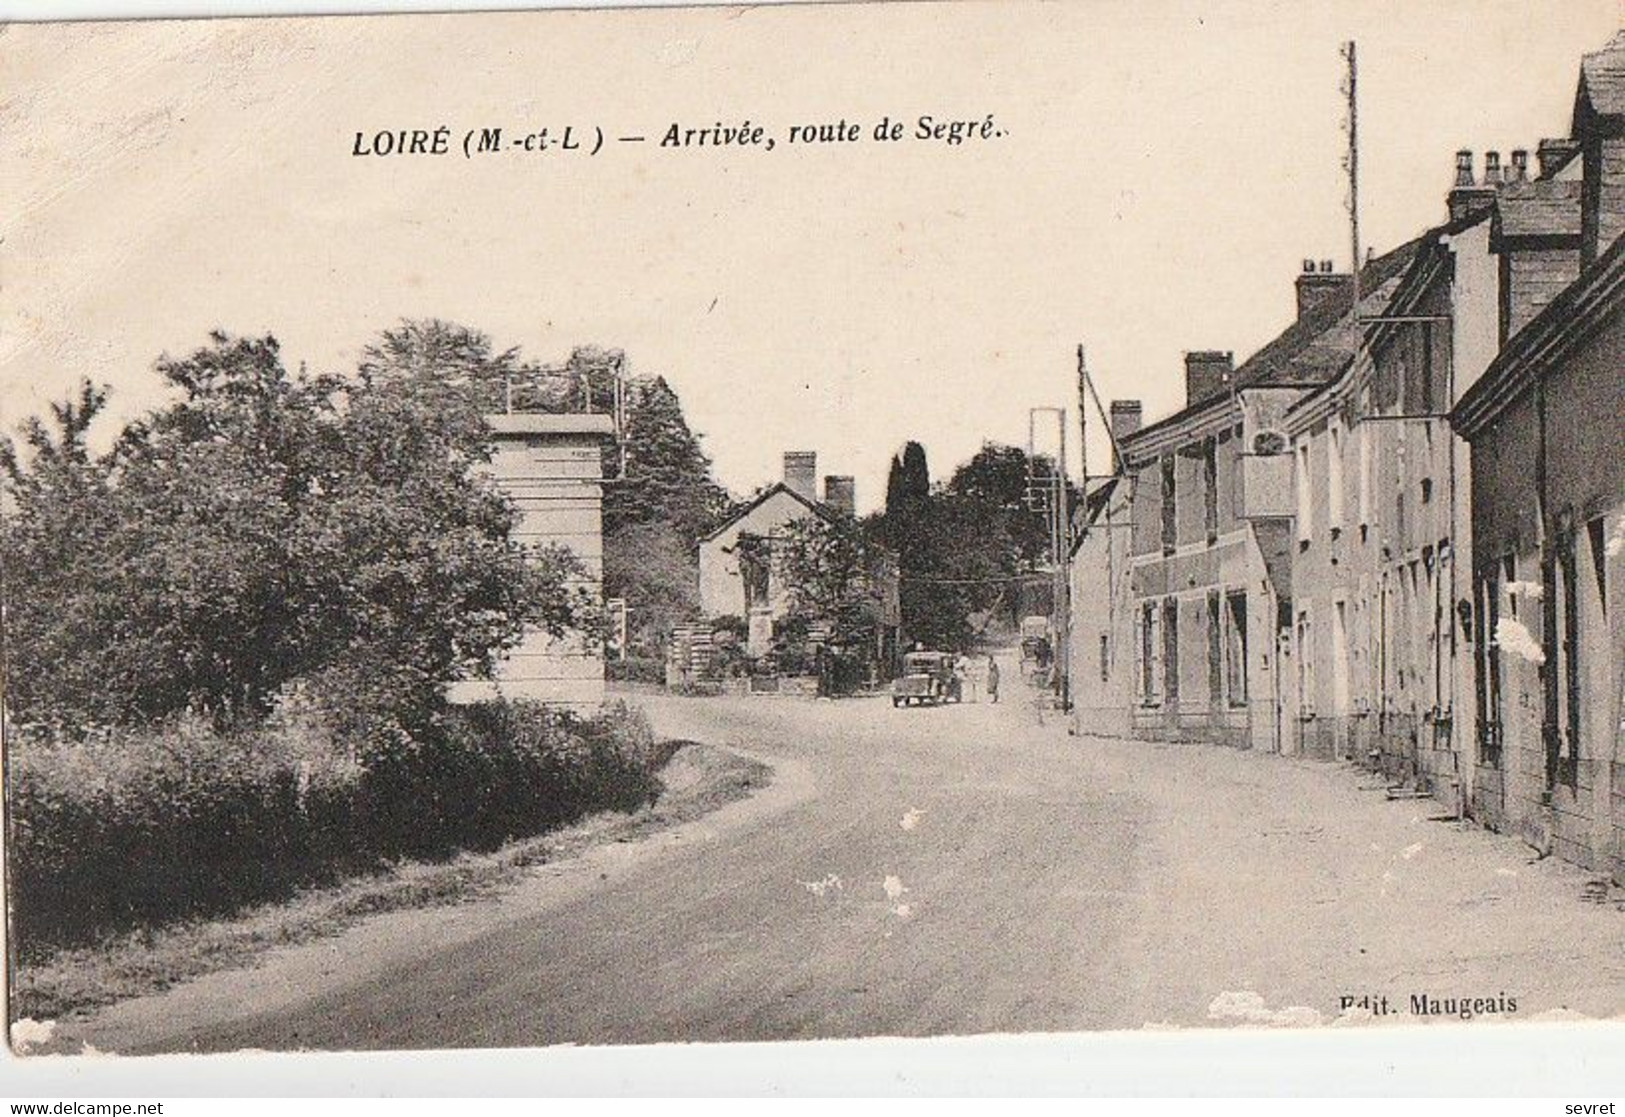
(783, 451, 817, 500)
(823, 475, 855, 517)
(1185, 351, 1235, 408)
(1448, 150, 1498, 222)
(1295, 258, 1354, 319)
(1536, 137, 1579, 180)
(1109, 400, 1142, 473)
(1491, 178, 1582, 343)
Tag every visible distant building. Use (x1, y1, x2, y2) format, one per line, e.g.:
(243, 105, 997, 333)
(450, 412, 617, 712)
(699, 450, 900, 667)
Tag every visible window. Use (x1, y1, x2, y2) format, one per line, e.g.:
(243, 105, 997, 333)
(1328, 425, 1345, 534)
(1225, 592, 1248, 706)
(1160, 455, 1177, 555)
(1202, 438, 1219, 544)
(1295, 441, 1313, 545)
(1163, 598, 1180, 701)
(1100, 634, 1110, 683)
(1139, 601, 1161, 705)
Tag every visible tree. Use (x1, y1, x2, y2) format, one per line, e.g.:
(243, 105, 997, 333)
(773, 515, 883, 646)
(0, 330, 590, 733)
(604, 375, 730, 547)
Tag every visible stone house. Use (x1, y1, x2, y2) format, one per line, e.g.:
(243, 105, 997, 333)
(1072, 248, 1415, 751)
(1451, 31, 1625, 877)
(1277, 162, 1509, 784)
(699, 451, 901, 668)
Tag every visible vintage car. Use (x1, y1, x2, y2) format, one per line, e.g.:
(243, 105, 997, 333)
(891, 651, 963, 707)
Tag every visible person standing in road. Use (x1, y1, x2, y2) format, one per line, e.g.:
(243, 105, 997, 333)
(986, 654, 1000, 704)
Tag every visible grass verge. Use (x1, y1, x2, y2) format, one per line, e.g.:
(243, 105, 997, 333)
(13, 741, 769, 1023)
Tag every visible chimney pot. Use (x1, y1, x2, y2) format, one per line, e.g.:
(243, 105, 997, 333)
(1510, 149, 1530, 182)
(1320, 259, 1334, 273)
(1455, 149, 1475, 187)
(1448, 149, 1496, 221)
(1302, 258, 1316, 273)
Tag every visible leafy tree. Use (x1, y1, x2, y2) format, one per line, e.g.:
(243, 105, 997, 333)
(601, 520, 700, 656)
(875, 440, 1073, 650)
(0, 331, 590, 734)
(605, 375, 730, 547)
(773, 514, 883, 647)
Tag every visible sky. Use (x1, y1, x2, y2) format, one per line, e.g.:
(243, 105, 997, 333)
(1, 0, 1620, 513)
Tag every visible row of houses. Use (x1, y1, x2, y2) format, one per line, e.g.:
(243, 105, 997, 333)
(1069, 31, 1625, 882)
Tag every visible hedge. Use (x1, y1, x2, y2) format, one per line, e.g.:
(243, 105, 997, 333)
(7, 700, 662, 957)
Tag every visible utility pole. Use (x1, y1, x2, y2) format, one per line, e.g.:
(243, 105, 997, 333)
(1342, 40, 1361, 306)
(1028, 405, 1072, 710)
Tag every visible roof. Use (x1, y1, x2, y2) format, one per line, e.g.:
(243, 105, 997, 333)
(700, 481, 842, 543)
(1068, 475, 1122, 558)
(1453, 220, 1625, 436)
(1574, 30, 1625, 127)
(1493, 179, 1583, 241)
(1123, 237, 1422, 449)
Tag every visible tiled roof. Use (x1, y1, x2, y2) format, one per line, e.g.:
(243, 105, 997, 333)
(1495, 180, 1583, 240)
(1575, 30, 1625, 123)
(1232, 237, 1419, 388)
(1121, 236, 1421, 447)
(699, 481, 841, 543)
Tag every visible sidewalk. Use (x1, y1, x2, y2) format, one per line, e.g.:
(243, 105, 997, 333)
(1072, 727, 1625, 1027)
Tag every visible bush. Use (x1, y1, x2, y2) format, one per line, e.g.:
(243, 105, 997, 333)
(606, 654, 666, 685)
(7, 699, 663, 957)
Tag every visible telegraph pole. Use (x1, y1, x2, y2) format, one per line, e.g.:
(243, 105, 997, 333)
(1028, 404, 1072, 710)
(1343, 40, 1361, 305)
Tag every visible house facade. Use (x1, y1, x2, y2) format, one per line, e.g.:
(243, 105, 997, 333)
(1450, 33, 1625, 876)
(699, 451, 901, 668)
(1070, 29, 1625, 884)
(1072, 249, 1415, 751)
(1278, 183, 1505, 787)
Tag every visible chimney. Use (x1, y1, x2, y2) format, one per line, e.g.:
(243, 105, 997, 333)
(1483, 150, 1502, 185)
(1184, 351, 1235, 408)
(783, 451, 817, 500)
(1492, 177, 1583, 343)
(823, 475, 856, 518)
(1109, 400, 1142, 473)
(1295, 258, 1354, 319)
(1448, 150, 1497, 222)
(1509, 149, 1530, 183)
(1536, 137, 1579, 179)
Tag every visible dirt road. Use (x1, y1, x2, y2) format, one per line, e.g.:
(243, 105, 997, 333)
(60, 670, 1625, 1053)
